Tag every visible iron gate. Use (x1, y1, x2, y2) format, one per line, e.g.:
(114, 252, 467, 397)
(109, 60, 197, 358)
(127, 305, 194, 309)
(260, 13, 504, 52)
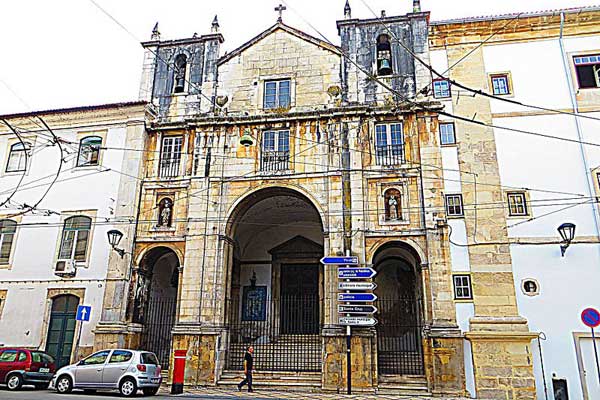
(376, 296, 424, 375)
(225, 295, 321, 372)
(140, 297, 177, 369)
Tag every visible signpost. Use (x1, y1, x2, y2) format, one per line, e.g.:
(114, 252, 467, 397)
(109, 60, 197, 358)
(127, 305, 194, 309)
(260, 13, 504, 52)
(581, 307, 600, 385)
(338, 282, 377, 291)
(321, 256, 359, 265)
(74, 305, 92, 361)
(338, 293, 377, 302)
(339, 316, 377, 326)
(338, 305, 378, 314)
(337, 268, 377, 279)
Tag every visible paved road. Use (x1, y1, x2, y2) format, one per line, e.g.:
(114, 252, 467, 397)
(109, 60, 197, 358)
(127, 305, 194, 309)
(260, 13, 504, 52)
(0, 388, 276, 400)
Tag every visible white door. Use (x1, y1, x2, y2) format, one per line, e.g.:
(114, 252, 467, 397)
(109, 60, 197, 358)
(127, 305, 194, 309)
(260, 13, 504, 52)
(581, 337, 600, 399)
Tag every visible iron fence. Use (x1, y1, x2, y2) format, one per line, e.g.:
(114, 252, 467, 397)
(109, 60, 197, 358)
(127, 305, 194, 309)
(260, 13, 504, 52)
(140, 297, 177, 369)
(225, 295, 321, 372)
(375, 144, 405, 166)
(375, 296, 424, 375)
(158, 157, 181, 178)
(260, 150, 291, 172)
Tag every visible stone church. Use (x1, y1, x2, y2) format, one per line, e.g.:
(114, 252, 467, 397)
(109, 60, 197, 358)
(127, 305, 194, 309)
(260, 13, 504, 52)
(93, 1, 541, 397)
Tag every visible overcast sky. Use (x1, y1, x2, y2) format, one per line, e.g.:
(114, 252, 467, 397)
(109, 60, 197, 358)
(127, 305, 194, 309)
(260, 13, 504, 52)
(0, 0, 597, 114)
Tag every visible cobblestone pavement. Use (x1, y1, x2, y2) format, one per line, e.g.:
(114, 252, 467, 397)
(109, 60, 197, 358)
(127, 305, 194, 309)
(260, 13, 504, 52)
(181, 387, 472, 400)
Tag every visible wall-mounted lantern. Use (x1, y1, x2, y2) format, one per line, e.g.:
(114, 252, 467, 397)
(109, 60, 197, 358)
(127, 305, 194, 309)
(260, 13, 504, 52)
(557, 222, 576, 257)
(107, 229, 126, 258)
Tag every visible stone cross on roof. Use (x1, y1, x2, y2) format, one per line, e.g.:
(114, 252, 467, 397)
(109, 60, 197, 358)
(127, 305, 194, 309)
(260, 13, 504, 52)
(275, 3, 287, 22)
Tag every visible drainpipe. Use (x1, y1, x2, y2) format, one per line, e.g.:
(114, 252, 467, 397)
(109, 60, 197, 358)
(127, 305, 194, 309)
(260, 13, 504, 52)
(559, 12, 600, 240)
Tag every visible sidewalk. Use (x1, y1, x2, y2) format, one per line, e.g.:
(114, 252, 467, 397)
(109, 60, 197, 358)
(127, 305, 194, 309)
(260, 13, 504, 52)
(178, 387, 472, 400)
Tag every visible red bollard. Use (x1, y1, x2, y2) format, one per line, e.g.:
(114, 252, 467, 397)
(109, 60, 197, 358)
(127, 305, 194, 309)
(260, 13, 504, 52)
(171, 350, 187, 394)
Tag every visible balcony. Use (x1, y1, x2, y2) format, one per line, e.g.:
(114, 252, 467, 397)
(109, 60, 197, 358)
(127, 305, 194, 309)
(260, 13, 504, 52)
(159, 157, 181, 178)
(261, 150, 290, 172)
(375, 144, 405, 166)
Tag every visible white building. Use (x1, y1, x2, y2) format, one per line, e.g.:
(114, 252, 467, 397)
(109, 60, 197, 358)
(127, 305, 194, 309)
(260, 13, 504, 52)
(0, 102, 147, 367)
(430, 7, 600, 400)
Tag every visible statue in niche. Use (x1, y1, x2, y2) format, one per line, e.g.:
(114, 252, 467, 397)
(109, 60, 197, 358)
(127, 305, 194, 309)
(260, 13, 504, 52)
(384, 189, 402, 221)
(158, 198, 173, 227)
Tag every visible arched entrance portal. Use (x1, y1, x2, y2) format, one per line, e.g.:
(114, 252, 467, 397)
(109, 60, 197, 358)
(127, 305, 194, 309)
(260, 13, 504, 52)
(373, 242, 424, 376)
(46, 295, 80, 368)
(224, 187, 324, 372)
(133, 246, 180, 368)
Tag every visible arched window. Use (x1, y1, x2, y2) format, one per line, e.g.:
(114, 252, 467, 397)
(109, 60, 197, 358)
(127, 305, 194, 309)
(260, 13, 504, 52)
(58, 216, 92, 261)
(0, 219, 17, 264)
(76, 136, 102, 167)
(384, 188, 402, 221)
(173, 54, 187, 94)
(376, 34, 393, 76)
(157, 198, 173, 227)
(6, 142, 31, 173)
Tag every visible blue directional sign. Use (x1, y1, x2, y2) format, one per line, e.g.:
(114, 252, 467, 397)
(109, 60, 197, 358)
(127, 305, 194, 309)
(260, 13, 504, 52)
(338, 268, 377, 279)
(338, 293, 377, 302)
(321, 256, 359, 265)
(76, 305, 91, 322)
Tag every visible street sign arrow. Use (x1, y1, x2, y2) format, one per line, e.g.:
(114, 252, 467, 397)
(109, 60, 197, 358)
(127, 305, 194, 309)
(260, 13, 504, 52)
(338, 282, 377, 291)
(339, 316, 378, 326)
(338, 267, 377, 279)
(76, 305, 91, 322)
(321, 256, 359, 265)
(338, 305, 378, 314)
(338, 293, 377, 302)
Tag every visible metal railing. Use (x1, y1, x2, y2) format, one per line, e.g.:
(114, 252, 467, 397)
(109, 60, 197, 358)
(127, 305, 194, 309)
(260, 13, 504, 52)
(158, 157, 181, 178)
(225, 295, 321, 372)
(375, 296, 424, 375)
(140, 297, 177, 369)
(375, 144, 405, 166)
(260, 150, 290, 172)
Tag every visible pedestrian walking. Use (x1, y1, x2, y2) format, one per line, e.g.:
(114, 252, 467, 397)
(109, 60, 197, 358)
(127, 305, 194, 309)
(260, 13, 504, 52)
(237, 346, 254, 392)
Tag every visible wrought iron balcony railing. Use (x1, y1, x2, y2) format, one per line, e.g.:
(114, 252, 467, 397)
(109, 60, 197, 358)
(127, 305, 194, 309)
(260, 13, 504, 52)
(375, 144, 405, 166)
(261, 150, 291, 172)
(158, 157, 181, 178)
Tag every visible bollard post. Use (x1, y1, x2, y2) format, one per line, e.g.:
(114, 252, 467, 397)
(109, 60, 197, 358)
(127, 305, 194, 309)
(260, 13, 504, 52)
(171, 350, 187, 394)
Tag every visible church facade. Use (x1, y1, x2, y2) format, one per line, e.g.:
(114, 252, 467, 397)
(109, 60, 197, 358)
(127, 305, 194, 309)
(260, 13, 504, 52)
(90, 3, 600, 399)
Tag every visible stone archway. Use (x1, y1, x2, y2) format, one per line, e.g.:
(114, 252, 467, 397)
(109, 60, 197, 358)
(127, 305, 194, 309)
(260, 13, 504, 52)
(372, 241, 424, 376)
(133, 246, 180, 368)
(223, 187, 324, 372)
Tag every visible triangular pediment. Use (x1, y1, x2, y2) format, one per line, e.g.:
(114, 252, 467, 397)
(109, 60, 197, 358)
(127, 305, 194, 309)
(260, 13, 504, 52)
(268, 235, 323, 258)
(218, 22, 340, 65)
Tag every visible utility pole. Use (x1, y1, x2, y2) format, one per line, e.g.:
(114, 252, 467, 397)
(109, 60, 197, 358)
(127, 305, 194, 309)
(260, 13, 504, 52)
(341, 121, 352, 394)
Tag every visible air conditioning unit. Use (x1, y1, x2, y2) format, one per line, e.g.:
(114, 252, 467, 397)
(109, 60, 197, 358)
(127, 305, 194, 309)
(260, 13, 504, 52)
(55, 259, 77, 277)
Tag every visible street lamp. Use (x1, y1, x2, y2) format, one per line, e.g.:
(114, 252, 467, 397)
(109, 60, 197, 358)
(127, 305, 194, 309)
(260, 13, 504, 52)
(557, 222, 576, 257)
(107, 229, 126, 258)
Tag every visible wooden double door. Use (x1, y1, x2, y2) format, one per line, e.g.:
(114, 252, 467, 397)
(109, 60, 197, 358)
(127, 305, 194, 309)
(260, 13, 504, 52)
(280, 264, 319, 335)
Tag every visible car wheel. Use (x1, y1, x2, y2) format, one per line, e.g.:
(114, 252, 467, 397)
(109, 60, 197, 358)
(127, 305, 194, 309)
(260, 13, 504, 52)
(34, 383, 50, 390)
(55, 375, 73, 394)
(119, 378, 137, 397)
(142, 387, 159, 396)
(6, 374, 23, 391)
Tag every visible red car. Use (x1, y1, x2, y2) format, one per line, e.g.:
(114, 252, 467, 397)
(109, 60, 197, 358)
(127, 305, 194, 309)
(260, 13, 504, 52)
(0, 348, 56, 390)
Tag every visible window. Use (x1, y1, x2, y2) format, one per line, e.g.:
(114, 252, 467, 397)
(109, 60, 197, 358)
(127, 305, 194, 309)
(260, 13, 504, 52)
(453, 274, 473, 300)
(18, 352, 26, 362)
(58, 216, 92, 262)
(109, 350, 133, 364)
(445, 194, 464, 217)
(141, 352, 159, 365)
(574, 54, 600, 89)
(6, 142, 31, 173)
(0, 219, 16, 264)
(81, 350, 110, 366)
(0, 350, 18, 362)
(376, 34, 393, 76)
(173, 54, 187, 93)
(159, 136, 183, 178)
(264, 80, 291, 109)
(31, 352, 54, 364)
(433, 79, 451, 98)
(439, 122, 456, 145)
(375, 123, 404, 165)
(76, 136, 102, 167)
(490, 74, 511, 95)
(261, 130, 290, 171)
(507, 192, 528, 217)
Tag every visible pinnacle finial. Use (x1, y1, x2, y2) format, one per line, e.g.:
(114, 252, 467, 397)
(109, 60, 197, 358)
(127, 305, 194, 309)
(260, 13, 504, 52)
(344, 0, 351, 19)
(151, 22, 160, 40)
(413, 0, 421, 13)
(274, 4, 287, 23)
(212, 15, 220, 33)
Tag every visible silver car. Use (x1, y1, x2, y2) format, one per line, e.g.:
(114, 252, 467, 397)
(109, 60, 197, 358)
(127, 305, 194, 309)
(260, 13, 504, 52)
(51, 349, 162, 397)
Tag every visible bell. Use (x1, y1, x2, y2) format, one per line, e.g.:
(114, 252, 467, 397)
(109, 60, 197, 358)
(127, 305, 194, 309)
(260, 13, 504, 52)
(379, 58, 392, 75)
(239, 129, 255, 147)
